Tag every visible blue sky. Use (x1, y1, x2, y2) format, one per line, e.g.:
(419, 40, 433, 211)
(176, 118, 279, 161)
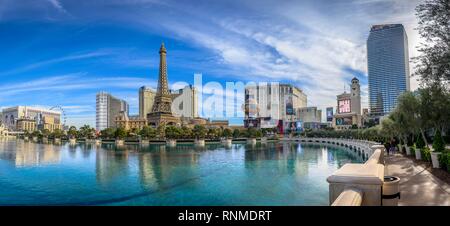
(0, 0, 422, 127)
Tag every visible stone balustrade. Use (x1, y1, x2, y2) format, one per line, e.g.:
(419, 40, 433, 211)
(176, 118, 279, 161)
(282, 137, 385, 206)
(300, 138, 385, 206)
(285, 137, 380, 161)
(327, 162, 384, 206)
(331, 187, 363, 206)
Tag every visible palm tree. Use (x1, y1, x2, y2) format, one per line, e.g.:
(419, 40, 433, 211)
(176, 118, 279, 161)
(79, 125, 93, 139)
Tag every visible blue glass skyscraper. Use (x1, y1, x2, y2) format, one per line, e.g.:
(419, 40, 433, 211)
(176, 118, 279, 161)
(367, 24, 410, 116)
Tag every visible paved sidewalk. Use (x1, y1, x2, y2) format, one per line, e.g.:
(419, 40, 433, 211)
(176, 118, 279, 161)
(385, 153, 450, 206)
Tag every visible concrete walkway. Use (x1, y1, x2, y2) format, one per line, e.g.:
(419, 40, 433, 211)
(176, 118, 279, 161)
(385, 153, 450, 206)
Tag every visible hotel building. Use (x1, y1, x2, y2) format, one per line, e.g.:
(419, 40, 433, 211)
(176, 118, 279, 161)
(96, 92, 129, 131)
(367, 24, 410, 116)
(139, 86, 156, 119)
(332, 77, 362, 130)
(115, 112, 148, 131)
(1, 106, 62, 132)
(244, 83, 307, 128)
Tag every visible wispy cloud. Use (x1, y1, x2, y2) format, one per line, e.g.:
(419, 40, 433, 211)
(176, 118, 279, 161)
(0, 0, 424, 125)
(47, 0, 66, 13)
(0, 49, 118, 76)
(0, 73, 156, 97)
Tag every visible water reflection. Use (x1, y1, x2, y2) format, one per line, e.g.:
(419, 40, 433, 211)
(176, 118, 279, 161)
(0, 138, 61, 167)
(0, 138, 363, 205)
(95, 148, 130, 185)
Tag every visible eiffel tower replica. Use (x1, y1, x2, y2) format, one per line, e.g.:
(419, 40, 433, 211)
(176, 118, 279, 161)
(147, 43, 180, 127)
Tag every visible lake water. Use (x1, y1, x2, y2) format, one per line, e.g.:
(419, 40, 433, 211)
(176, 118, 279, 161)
(0, 138, 363, 206)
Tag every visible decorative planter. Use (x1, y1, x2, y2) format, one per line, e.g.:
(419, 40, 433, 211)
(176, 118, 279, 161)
(166, 139, 176, 147)
(247, 138, 257, 145)
(32, 137, 38, 142)
(95, 139, 102, 146)
(24, 136, 29, 141)
(140, 139, 150, 146)
(415, 148, 422, 160)
(42, 137, 48, 143)
(69, 138, 77, 145)
(194, 139, 205, 146)
(115, 139, 124, 146)
(54, 138, 61, 144)
(431, 152, 441, 168)
(221, 138, 232, 146)
(405, 146, 411, 155)
(261, 137, 268, 143)
(398, 144, 403, 153)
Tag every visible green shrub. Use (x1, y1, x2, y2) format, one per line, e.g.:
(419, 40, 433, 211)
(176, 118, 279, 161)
(448, 151, 450, 173)
(421, 147, 431, 162)
(432, 130, 445, 152)
(416, 135, 425, 149)
(410, 146, 416, 155)
(438, 151, 449, 171)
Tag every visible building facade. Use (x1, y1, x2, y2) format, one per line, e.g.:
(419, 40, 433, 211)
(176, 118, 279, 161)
(332, 77, 362, 130)
(0, 124, 8, 136)
(96, 92, 129, 131)
(115, 112, 148, 131)
(297, 107, 322, 123)
(367, 24, 410, 116)
(244, 83, 307, 128)
(1, 106, 62, 132)
(139, 86, 156, 119)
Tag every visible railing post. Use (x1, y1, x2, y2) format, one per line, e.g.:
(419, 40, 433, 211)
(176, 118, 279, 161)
(327, 163, 384, 206)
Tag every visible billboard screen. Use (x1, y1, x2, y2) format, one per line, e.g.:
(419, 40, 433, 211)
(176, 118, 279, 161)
(285, 95, 294, 115)
(260, 118, 278, 128)
(335, 117, 353, 125)
(326, 107, 333, 122)
(338, 99, 351, 113)
(244, 118, 260, 128)
(283, 121, 302, 133)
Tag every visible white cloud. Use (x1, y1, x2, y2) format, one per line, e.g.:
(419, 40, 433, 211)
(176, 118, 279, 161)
(0, 49, 117, 76)
(47, 0, 71, 15)
(0, 0, 426, 125)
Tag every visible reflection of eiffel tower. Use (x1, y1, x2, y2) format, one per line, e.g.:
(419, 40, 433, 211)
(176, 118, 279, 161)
(147, 43, 180, 127)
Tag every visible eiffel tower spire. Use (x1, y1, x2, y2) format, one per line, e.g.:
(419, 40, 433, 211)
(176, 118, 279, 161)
(156, 42, 169, 96)
(151, 42, 172, 113)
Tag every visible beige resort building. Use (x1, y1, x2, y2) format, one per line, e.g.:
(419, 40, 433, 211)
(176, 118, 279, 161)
(1, 106, 62, 132)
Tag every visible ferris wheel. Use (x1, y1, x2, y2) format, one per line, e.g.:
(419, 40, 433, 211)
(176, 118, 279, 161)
(49, 105, 67, 126)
